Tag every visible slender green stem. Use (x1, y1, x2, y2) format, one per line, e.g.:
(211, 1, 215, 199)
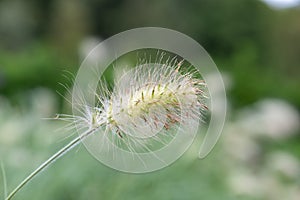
(5, 128, 96, 200)
(1, 161, 7, 199)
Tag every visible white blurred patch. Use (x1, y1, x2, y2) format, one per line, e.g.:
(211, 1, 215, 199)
(224, 123, 261, 163)
(267, 151, 300, 180)
(228, 170, 265, 197)
(262, 0, 300, 9)
(237, 99, 300, 139)
(29, 88, 58, 117)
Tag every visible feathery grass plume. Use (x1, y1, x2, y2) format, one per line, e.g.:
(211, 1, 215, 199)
(70, 56, 207, 156)
(4, 56, 207, 200)
(105, 62, 206, 152)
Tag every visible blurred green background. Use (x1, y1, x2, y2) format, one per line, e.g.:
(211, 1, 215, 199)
(0, 0, 300, 199)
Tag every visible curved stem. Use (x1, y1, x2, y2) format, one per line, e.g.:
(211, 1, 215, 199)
(5, 128, 96, 200)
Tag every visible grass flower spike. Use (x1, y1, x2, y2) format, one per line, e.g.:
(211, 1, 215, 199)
(95, 62, 206, 139)
(4, 57, 207, 200)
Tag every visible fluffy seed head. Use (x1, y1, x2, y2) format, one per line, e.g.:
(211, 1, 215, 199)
(89, 61, 207, 141)
(65, 57, 208, 156)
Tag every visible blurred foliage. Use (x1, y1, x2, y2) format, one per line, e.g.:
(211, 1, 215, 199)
(0, 0, 300, 200)
(0, 0, 299, 110)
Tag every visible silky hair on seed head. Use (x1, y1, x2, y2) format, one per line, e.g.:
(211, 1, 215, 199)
(70, 55, 207, 149)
